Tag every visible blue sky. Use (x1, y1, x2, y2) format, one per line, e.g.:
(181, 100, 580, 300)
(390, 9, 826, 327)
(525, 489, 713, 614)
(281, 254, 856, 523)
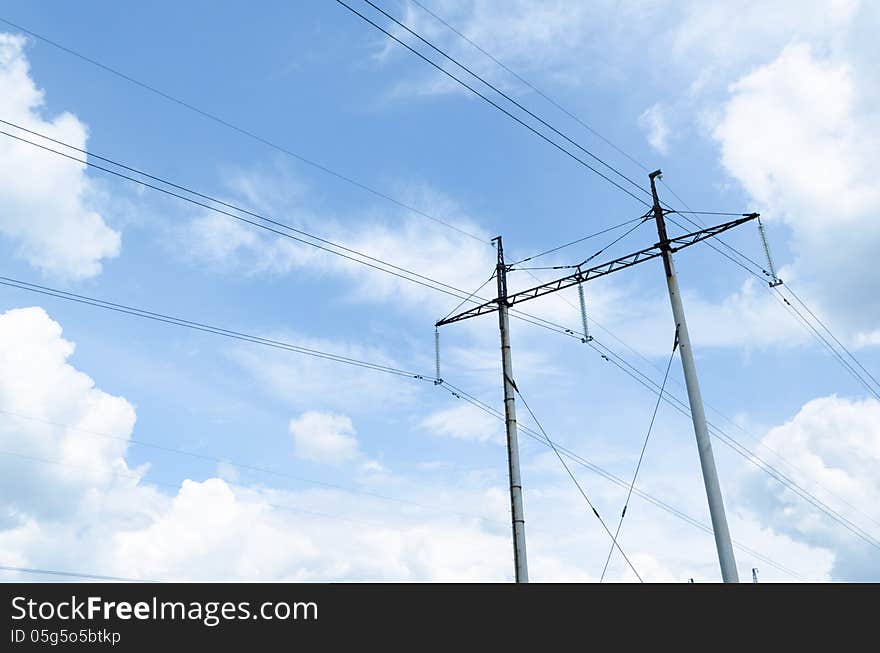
(0, 0, 877, 582)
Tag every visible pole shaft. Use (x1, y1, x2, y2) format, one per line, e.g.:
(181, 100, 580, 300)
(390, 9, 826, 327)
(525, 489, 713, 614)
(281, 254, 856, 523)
(495, 237, 529, 583)
(649, 172, 739, 583)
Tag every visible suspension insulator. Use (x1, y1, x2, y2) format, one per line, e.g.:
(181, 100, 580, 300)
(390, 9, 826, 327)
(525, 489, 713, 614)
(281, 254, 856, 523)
(757, 217, 782, 287)
(434, 327, 442, 384)
(577, 282, 593, 343)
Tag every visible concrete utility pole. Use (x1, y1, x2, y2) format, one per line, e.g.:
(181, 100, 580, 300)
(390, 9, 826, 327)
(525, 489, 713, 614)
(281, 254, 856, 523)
(493, 236, 529, 583)
(649, 170, 739, 583)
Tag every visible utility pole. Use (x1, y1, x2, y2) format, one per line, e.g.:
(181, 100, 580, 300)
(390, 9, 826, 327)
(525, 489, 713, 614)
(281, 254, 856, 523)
(493, 236, 529, 583)
(437, 184, 758, 583)
(649, 169, 739, 583)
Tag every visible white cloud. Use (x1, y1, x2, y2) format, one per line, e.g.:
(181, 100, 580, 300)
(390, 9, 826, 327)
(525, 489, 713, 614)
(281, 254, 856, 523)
(0, 304, 842, 582)
(0, 306, 138, 517)
(712, 40, 880, 339)
(176, 176, 495, 318)
(289, 411, 360, 464)
(743, 395, 880, 580)
(420, 403, 502, 443)
(638, 103, 671, 155)
(0, 34, 119, 279)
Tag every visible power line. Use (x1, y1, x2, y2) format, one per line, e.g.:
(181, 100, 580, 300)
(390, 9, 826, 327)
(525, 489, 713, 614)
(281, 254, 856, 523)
(0, 15, 487, 245)
(438, 269, 496, 324)
(453, 247, 880, 548)
(361, 0, 650, 200)
(359, 8, 880, 538)
(0, 275, 427, 379)
(335, 0, 651, 206)
(509, 212, 650, 267)
(0, 123, 633, 348)
(0, 123, 486, 302)
(600, 328, 678, 582)
(407, 0, 653, 176)
(785, 284, 880, 393)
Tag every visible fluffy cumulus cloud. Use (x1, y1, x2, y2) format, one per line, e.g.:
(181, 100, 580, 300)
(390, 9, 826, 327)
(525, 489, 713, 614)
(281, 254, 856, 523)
(289, 411, 360, 464)
(743, 395, 880, 580)
(713, 38, 880, 340)
(0, 34, 119, 279)
(0, 304, 847, 582)
(0, 306, 138, 518)
(0, 305, 514, 581)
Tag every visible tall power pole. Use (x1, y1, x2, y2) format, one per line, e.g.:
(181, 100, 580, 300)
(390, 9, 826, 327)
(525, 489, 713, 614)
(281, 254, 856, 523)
(437, 186, 757, 582)
(493, 236, 529, 583)
(649, 170, 739, 583)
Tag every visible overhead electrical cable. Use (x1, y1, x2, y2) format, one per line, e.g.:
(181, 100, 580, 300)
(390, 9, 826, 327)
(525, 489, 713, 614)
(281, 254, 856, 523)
(0, 16, 487, 244)
(334, 0, 650, 206)
(0, 123, 636, 345)
(0, 273, 806, 579)
(360, 0, 650, 200)
(407, 0, 653, 176)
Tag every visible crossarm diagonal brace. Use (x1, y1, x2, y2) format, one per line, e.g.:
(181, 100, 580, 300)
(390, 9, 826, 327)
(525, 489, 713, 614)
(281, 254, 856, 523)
(436, 214, 758, 327)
